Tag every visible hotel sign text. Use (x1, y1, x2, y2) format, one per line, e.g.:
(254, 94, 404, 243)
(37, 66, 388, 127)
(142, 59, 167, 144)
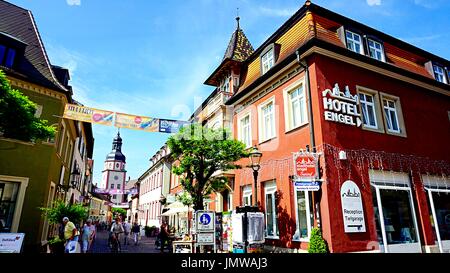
(322, 84, 362, 127)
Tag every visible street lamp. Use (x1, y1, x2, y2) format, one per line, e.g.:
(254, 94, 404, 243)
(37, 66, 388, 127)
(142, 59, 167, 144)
(249, 146, 262, 207)
(70, 168, 80, 190)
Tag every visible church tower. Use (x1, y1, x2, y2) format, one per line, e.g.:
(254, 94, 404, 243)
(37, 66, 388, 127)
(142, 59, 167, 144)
(102, 131, 127, 205)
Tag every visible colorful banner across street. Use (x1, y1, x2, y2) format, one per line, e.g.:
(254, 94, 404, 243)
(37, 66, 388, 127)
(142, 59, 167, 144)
(115, 112, 160, 132)
(159, 119, 190, 133)
(63, 104, 191, 134)
(63, 104, 114, 126)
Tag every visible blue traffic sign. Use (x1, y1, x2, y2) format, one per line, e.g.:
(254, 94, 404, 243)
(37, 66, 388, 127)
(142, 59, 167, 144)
(199, 213, 211, 225)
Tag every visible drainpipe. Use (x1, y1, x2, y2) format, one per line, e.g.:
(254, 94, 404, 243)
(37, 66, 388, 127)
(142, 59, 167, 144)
(296, 50, 322, 231)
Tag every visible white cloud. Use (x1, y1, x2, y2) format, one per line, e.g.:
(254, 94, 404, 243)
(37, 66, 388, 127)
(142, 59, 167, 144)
(413, 0, 447, 9)
(259, 7, 296, 17)
(366, 0, 381, 6)
(66, 0, 81, 6)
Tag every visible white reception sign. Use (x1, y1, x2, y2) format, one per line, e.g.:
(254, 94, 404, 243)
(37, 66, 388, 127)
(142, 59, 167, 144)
(0, 233, 25, 253)
(341, 180, 366, 233)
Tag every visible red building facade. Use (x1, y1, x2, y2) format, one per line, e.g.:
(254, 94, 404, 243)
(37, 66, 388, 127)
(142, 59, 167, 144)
(225, 2, 450, 253)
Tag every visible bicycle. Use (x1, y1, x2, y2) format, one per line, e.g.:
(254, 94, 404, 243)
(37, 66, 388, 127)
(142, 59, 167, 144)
(110, 233, 121, 253)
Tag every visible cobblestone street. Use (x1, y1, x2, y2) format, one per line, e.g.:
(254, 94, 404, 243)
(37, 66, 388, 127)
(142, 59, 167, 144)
(90, 230, 162, 253)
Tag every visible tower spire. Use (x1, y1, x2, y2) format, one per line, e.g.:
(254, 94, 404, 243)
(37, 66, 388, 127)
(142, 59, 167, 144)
(236, 8, 240, 29)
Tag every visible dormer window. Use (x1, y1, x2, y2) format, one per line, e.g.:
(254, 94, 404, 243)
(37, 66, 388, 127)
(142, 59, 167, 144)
(345, 30, 364, 55)
(368, 39, 385, 62)
(433, 65, 447, 84)
(0, 44, 16, 68)
(261, 48, 274, 74)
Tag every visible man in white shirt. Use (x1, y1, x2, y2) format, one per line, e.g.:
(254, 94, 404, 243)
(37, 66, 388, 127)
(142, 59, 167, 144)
(122, 220, 131, 245)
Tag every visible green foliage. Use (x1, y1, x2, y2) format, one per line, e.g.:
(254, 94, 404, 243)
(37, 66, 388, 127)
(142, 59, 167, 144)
(176, 191, 193, 207)
(167, 124, 248, 210)
(0, 69, 56, 142)
(308, 227, 329, 253)
(40, 200, 88, 225)
(47, 236, 64, 245)
(111, 207, 127, 217)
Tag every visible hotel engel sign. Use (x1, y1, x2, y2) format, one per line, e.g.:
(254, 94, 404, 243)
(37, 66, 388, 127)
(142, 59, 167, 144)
(322, 84, 362, 127)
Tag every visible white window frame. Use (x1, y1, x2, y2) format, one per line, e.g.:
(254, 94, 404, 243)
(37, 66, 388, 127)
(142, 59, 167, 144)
(359, 92, 378, 129)
(422, 175, 450, 253)
(242, 185, 252, 206)
(433, 65, 448, 84)
(264, 181, 278, 239)
(0, 175, 29, 233)
(258, 96, 276, 143)
(238, 112, 252, 148)
(293, 189, 313, 242)
(368, 39, 385, 62)
(261, 49, 274, 74)
(382, 98, 400, 133)
(370, 170, 422, 253)
(283, 79, 308, 132)
(345, 30, 364, 55)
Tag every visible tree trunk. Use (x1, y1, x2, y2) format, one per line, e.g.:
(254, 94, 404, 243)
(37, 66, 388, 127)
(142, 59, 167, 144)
(194, 196, 204, 211)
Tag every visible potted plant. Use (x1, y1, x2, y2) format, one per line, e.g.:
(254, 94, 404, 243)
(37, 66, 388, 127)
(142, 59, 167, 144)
(308, 227, 329, 253)
(47, 236, 65, 254)
(144, 226, 152, 237)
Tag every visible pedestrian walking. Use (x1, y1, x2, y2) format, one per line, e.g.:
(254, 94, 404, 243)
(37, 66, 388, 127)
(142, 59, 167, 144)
(81, 219, 95, 253)
(131, 221, 140, 245)
(123, 220, 132, 245)
(63, 217, 80, 253)
(159, 221, 169, 253)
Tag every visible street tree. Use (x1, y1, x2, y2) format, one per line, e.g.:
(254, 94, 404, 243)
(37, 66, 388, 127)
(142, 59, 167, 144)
(167, 124, 248, 211)
(0, 69, 56, 142)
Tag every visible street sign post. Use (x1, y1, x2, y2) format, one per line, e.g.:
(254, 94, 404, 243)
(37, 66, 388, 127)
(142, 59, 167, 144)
(195, 210, 216, 253)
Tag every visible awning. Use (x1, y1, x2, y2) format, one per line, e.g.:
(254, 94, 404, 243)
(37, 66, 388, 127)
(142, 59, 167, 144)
(161, 206, 193, 216)
(165, 201, 186, 209)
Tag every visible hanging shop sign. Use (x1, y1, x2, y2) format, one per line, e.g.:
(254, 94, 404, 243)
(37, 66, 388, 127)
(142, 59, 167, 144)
(115, 113, 159, 132)
(63, 104, 114, 126)
(322, 84, 362, 127)
(293, 152, 319, 180)
(341, 180, 366, 233)
(293, 181, 320, 191)
(0, 233, 25, 253)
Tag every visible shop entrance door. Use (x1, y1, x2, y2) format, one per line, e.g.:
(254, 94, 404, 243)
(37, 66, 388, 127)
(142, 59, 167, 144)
(372, 184, 422, 253)
(427, 189, 450, 253)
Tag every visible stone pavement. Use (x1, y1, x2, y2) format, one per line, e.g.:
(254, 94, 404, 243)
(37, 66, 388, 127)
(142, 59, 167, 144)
(90, 230, 163, 253)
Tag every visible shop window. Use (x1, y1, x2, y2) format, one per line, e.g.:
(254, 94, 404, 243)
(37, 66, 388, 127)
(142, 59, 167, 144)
(238, 113, 252, 148)
(370, 170, 421, 253)
(367, 39, 386, 62)
(258, 96, 276, 143)
(293, 189, 313, 241)
(264, 181, 279, 238)
(380, 93, 406, 137)
(422, 175, 450, 253)
(284, 80, 308, 132)
(345, 30, 364, 55)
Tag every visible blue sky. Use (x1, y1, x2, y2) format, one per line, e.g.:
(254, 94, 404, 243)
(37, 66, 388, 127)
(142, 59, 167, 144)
(8, 0, 450, 187)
